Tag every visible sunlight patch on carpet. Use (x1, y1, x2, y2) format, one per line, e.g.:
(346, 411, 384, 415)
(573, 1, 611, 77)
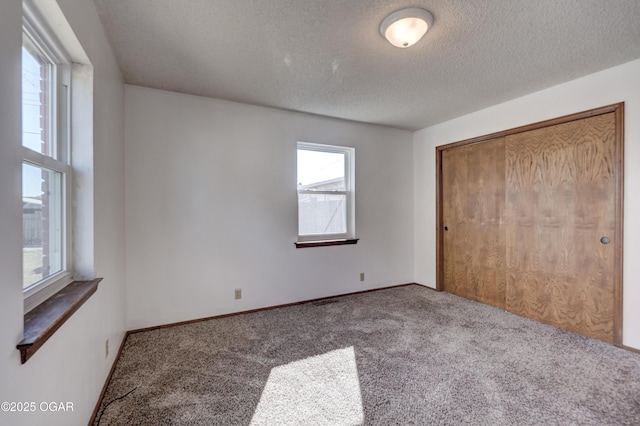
(250, 346, 364, 425)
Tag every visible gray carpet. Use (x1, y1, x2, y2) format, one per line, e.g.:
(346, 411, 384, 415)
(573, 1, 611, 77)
(94, 285, 640, 425)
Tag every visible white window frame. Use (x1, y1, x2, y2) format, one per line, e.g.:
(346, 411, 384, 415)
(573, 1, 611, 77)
(297, 142, 355, 242)
(22, 1, 73, 313)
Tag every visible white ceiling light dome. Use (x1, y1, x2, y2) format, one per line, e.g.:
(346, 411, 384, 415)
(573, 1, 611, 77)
(380, 7, 434, 48)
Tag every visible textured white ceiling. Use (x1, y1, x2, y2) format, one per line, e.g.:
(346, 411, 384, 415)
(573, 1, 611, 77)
(94, 0, 640, 131)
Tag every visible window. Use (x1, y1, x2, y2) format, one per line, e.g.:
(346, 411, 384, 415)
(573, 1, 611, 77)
(22, 5, 72, 311)
(297, 142, 355, 244)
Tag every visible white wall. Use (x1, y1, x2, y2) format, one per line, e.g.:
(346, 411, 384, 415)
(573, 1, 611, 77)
(0, 1, 125, 425)
(414, 58, 640, 350)
(125, 86, 414, 329)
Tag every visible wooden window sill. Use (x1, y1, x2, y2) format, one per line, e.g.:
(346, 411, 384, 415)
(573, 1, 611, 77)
(17, 278, 102, 364)
(295, 238, 359, 248)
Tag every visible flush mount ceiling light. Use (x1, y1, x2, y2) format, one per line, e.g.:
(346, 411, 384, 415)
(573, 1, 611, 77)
(380, 7, 434, 48)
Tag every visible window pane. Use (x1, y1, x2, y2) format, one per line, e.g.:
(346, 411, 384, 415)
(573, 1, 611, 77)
(23, 163, 63, 289)
(22, 44, 54, 157)
(297, 149, 345, 190)
(298, 193, 347, 236)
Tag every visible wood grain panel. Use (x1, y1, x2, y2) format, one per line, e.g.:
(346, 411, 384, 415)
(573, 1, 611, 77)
(505, 113, 616, 342)
(442, 145, 471, 299)
(442, 139, 506, 309)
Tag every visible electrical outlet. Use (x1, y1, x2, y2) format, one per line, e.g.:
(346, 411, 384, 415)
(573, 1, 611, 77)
(235, 288, 242, 300)
(105, 339, 109, 358)
(360, 272, 365, 282)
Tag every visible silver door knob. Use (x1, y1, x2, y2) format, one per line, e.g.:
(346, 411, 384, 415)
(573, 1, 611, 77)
(600, 236, 610, 244)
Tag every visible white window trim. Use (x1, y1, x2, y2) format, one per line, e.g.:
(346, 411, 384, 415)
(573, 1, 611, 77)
(297, 142, 355, 242)
(22, 1, 73, 313)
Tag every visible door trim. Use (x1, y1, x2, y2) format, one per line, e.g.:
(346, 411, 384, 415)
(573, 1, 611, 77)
(435, 103, 624, 346)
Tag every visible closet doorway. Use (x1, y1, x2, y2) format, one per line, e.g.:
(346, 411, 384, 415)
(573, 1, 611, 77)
(436, 103, 624, 345)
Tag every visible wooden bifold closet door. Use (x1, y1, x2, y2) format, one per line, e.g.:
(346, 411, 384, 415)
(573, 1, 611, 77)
(438, 105, 623, 345)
